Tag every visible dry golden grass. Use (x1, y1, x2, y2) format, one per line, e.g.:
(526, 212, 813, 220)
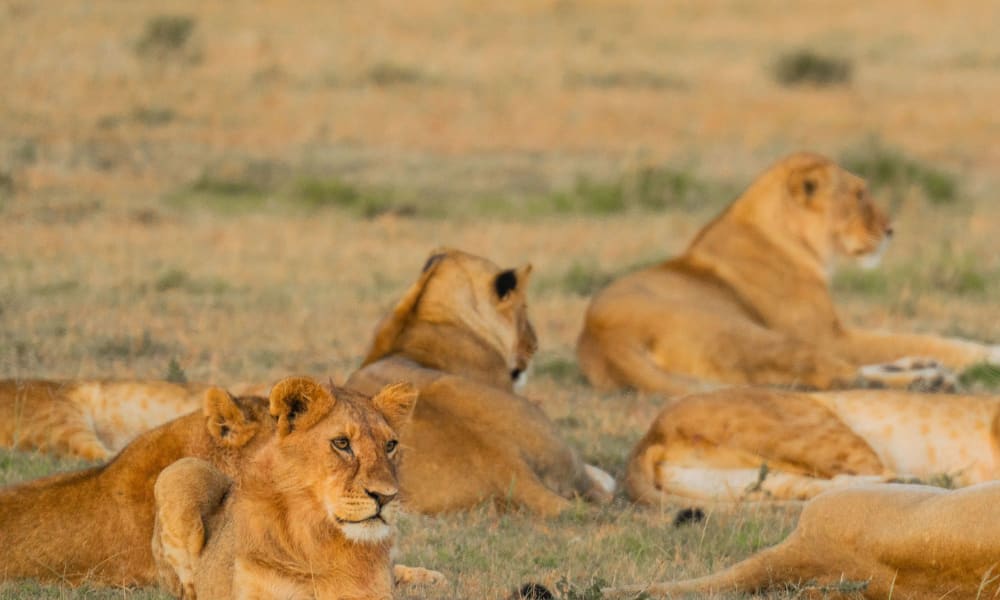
(2, 0, 1000, 598)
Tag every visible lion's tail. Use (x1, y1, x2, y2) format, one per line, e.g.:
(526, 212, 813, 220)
(624, 441, 669, 507)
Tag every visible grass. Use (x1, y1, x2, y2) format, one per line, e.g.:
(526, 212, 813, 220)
(773, 49, 853, 87)
(3, 1, 1000, 597)
(841, 139, 959, 206)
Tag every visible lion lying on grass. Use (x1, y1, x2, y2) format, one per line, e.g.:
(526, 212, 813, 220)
(345, 248, 615, 516)
(152, 376, 444, 599)
(577, 152, 999, 395)
(0, 386, 272, 586)
(606, 482, 1000, 599)
(626, 387, 1000, 504)
(0, 379, 214, 460)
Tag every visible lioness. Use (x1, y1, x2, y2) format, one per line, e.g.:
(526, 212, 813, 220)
(0, 386, 272, 586)
(577, 152, 999, 394)
(626, 387, 1000, 504)
(345, 248, 615, 516)
(605, 482, 1000, 599)
(152, 376, 441, 600)
(0, 379, 213, 460)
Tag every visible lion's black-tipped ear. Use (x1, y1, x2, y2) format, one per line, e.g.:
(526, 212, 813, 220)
(203, 387, 260, 448)
(494, 269, 518, 300)
(268, 376, 335, 436)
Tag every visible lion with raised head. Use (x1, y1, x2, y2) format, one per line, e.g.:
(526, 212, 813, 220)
(0, 386, 273, 586)
(345, 248, 615, 516)
(152, 376, 443, 600)
(625, 386, 1000, 505)
(577, 152, 999, 394)
(606, 481, 1000, 599)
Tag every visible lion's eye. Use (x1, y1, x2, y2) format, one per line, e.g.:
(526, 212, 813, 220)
(386, 440, 398, 453)
(331, 437, 351, 452)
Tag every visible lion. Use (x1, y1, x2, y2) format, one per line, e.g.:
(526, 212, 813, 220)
(605, 481, 1000, 599)
(577, 152, 999, 395)
(344, 248, 616, 516)
(625, 386, 1000, 505)
(151, 375, 444, 600)
(0, 386, 273, 586)
(0, 379, 215, 460)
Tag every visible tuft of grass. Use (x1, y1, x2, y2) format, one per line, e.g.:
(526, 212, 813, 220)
(153, 268, 231, 295)
(165, 357, 188, 383)
(773, 49, 852, 87)
(564, 69, 685, 90)
(135, 15, 197, 61)
(833, 268, 889, 297)
(842, 139, 958, 205)
(132, 106, 175, 127)
(960, 363, 1000, 391)
(94, 330, 168, 360)
(534, 356, 582, 384)
(542, 165, 726, 216)
(291, 177, 409, 218)
(366, 62, 433, 86)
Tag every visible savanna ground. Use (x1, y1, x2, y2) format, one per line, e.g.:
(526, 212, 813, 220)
(3, 0, 1000, 598)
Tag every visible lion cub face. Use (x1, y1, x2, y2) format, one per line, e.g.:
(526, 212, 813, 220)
(783, 153, 893, 268)
(268, 377, 418, 543)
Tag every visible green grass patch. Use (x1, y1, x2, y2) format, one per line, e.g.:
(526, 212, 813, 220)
(153, 268, 231, 295)
(93, 330, 169, 360)
(366, 62, 435, 86)
(540, 165, 727, 216)
(165, 357, 188, 383)
(833, 268, 889, 297)
(0, 449, 97, 487)
(535, 356, 582, 384)
(841, 139, 958, 206)
(773, 49, 852, 87)
(135, 15, 197, 62)
(960, 363, 1000, 391)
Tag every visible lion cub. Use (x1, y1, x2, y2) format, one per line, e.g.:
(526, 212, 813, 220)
(152, 375, 436, 600)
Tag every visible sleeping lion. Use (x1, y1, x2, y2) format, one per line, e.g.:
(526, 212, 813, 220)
(606, 481, 1000, 599)
(626, 386, 1000, 505)
(577, 152, 999, 394)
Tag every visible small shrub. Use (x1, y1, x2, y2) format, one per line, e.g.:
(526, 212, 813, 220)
(95, 330, 167, 360)
(560, 263, 615, 296)
(132, 106, 175, 127)
(292, 177, 407, 218)
(366, 62, 430, 86)
(774, 49, 852, 87)
(135, 15, 197, 60)
(841, 140, 958, 205)
(165, 358, 188, 384)
(155, 268, 189, 292)
(544, 165, 720, 215)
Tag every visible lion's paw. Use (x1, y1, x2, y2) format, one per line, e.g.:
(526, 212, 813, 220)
(394, 564, 448, 587)
(858, 357, 957, 393)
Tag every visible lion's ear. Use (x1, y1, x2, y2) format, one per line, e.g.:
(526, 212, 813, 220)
(268, 376, 335, 436)
(362, 251, 446, 367)
(787, 161, 830, 207)
(371, 382, 418, 432)
(494, 263, 532, 303)
(203, 387, 259, 448)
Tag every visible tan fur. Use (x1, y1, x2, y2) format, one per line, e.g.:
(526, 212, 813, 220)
(626, 387, 1000, 504)
(346, 248, 614, 516)
(606, 482, 1000, 599)
(152, 376, 437, 600)
(0, 387, 272, 586)
(578, 152, 998, 394)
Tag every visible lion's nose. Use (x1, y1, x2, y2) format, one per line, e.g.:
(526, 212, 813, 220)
(885, 225, 894, 238)
(366, 489, 397, 508)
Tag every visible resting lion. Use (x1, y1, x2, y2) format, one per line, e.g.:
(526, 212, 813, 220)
(345, 248, 616, 516)
(0, 386, 272, 586)
(605, 482, 1000, 599)
(152, 376, 444, 599)
(626, 387, 1000, 504)
(577, 152, 999, 394)
(0, 379, 217, 460)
